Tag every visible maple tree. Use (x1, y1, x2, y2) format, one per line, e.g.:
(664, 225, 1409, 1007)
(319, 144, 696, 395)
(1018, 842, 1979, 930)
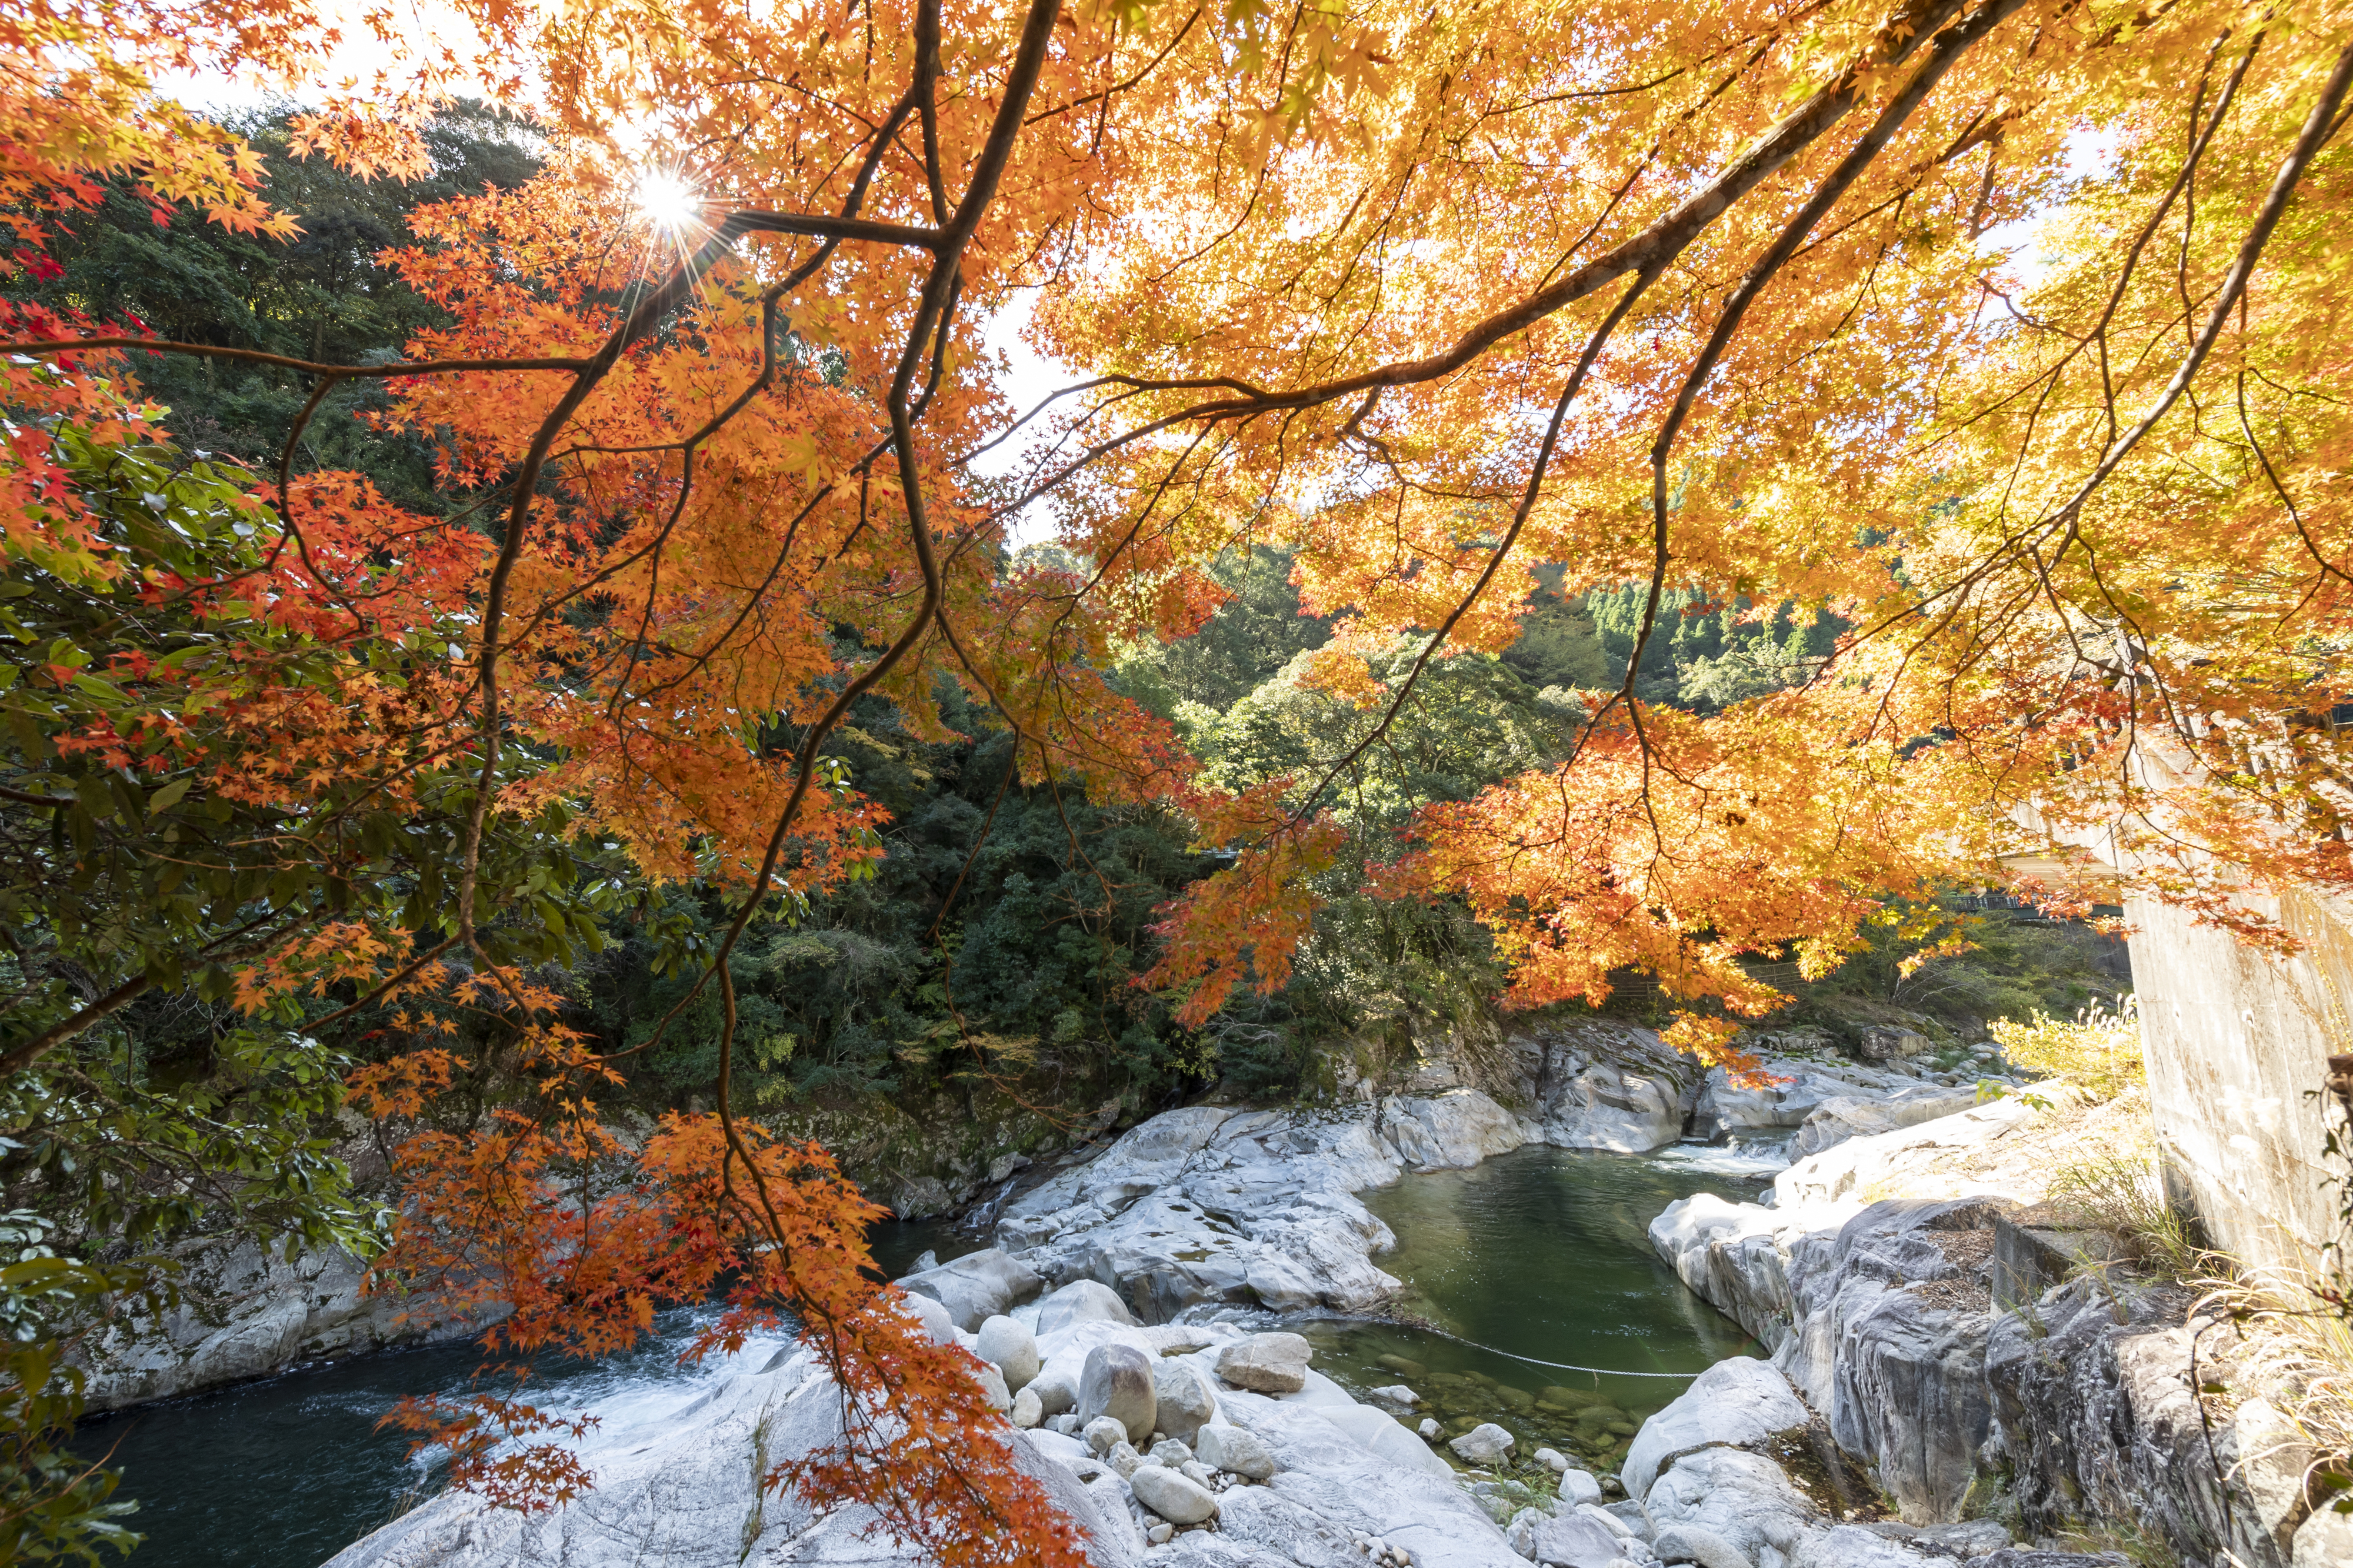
(8, 0, 2353, 1557)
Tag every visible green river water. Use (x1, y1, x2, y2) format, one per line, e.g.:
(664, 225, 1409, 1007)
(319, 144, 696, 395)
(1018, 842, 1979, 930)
(70, 1143, 1768, 1566)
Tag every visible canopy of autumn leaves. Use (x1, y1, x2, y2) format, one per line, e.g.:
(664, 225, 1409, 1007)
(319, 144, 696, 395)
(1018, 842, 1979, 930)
(9, 0, 2353, 1552)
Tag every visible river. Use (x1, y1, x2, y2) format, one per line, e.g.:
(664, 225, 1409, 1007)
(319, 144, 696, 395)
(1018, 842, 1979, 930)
(71, 1145, 1769, 1566)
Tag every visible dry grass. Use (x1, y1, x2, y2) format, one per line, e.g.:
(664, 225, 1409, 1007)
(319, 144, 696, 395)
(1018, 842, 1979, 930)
(2045, 1146, 2204, 1282)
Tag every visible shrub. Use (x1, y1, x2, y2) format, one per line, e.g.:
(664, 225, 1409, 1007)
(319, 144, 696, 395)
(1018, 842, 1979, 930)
(1989, 998, 2143, 1102)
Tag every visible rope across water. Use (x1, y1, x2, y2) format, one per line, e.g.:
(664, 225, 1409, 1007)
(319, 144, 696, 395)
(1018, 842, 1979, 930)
(1410, 1323, 1702, 1379)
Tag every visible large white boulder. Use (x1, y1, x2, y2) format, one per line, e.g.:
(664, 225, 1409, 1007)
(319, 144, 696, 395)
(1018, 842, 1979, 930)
(1035, 1279, 1136, 1336)
(899, 1247, 1044, 1331)
(1216, 1332, 1312, 1393)
(975, 1313, 1041, 1391)
(1130, 1463, 1219, 1525)
(1079, 1343, 1157, 1437)
(1621, 1357, 1807, 1500)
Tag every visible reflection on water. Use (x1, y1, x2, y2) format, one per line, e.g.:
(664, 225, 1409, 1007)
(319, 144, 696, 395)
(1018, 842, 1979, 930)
(1294, 1145, 1767, 1471)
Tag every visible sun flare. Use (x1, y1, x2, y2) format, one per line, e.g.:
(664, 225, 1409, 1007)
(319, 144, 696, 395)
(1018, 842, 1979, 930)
(634, 169, 701, 231)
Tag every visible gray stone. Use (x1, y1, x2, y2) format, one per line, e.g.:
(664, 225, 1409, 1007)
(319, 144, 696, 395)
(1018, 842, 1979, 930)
(1602, 1502, 1652, 1541)
(1804, 1524, 1950, 1568)
(1451, 1423, 1515, 1465)
(1147, 1437, 1192, 1467)
(1145, 1522, 1175, 1546)
(1560, 1470, 1604, 1507)
(975, 1359, 1011, 1411)
(1863, 1520, 2011, 1557)
(1178, 1459, 1213, 1490)
(1372, 1383, 1421, 1405)
(1857, 1026, 1931, 1060)
(1084, 1414, 1131, 1454)
(1194, 1420, 1277, 1480)
(1969, 1555, 2130, 1568)
(1031, 1366, 1080, 1417)
(1531, 1512, 1626, 1568)
(1106, 1440, 1143, 1478)
(1036, 1279, 1138, 1336)
(902, 1289, 957, 1346)
(1129, 1464, 1219, 1525)
(1151, 1357, 1217, 1443)
(2294, 1503, 2353, 1568)
(1080, 1343, 1158, 1438)
(900, 1247, 1043, 1330)
(1050, 1411, 1082, 1436)
(1011, 1387, 1043, 1429)
(1419, 1418, 1441, 1439)
(975, 1313, 1042, 1391)
(1619, 1357, 1805, 1501)
(1577, 1504, 1634, 1540)
(1535, 1448, 1569, 1473)
(1215, 1331, 1312, 1393)
(1651, 1526, 1751, 1568)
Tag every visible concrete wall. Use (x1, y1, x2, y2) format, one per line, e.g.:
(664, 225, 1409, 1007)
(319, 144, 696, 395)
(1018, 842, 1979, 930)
(2125, 886, 2351, 1277)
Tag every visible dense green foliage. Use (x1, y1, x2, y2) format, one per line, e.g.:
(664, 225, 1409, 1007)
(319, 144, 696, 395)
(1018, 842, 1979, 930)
(16, 104, 536, 512)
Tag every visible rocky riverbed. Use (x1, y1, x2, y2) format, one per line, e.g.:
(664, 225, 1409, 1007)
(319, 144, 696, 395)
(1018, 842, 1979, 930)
(322, 1026, 2150, 1568)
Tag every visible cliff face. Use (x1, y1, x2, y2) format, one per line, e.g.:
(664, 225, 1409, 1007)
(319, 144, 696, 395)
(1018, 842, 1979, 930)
(1650, 1099, 2339, 1568)
(78, 1235, 486, 1414)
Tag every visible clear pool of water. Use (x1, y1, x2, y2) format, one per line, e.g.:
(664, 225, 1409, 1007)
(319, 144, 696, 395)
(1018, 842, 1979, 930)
(1291, 1145, 1768, 1470)
(71, 1146, 1765, 1564)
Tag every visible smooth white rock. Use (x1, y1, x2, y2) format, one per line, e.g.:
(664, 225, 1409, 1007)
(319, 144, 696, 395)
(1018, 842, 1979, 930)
(1217, 1332, 1314, 1393)
(1131, 1464, 1220, 1525)
(1620, 1359, 1806, 1501)
(976, 1313, 1042, 1390)
(1451, 1423, 1515, 1465)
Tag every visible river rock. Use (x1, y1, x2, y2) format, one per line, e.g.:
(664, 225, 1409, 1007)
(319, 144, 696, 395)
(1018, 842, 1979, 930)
(1791, 1092, 1977, 1159)
(997, 1105, 1428, 1316)
(975, 1359, 1011, 1411)
(1030, 1365, 1080, 1417)
(1857, 1026, 1931, 1061)
(899, 1247, 1044, 1330)
(1562, 1469, 1603, 1506)
(1640, 1447, 1820, 1568)
(1621, 1357, 1805, 1501)
(1774, 1199, 2005, 1520)
(1106, 1440, 1143, 1478)
(1130, 1463, 1219, 1525)
(1194, 1419, 1278, 1479)
(1651, 1525, 1751, 1568)
(975, 1314, 1041, 1390)
(901, 1289, 958, 1346)
(1152, 1357, 1217, 1442)
(1148, 1437, 1192, 1466)
(1534, 1447, 1569, 1473)
(1216, 1332, 1312, 1393)
(1529, 1510, 1624, 1567)
(1080, 1343, 1157, 1436)
(1036, 1279, 1137, 1336)
(1372, 1383, 1419, 1406)
(1012, 1387, 1043, 1428)
(1451, 1423, 1515, 1464)
(1085, 1414, 1130, 1454)
(1419, 1417, 1441, 1439)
